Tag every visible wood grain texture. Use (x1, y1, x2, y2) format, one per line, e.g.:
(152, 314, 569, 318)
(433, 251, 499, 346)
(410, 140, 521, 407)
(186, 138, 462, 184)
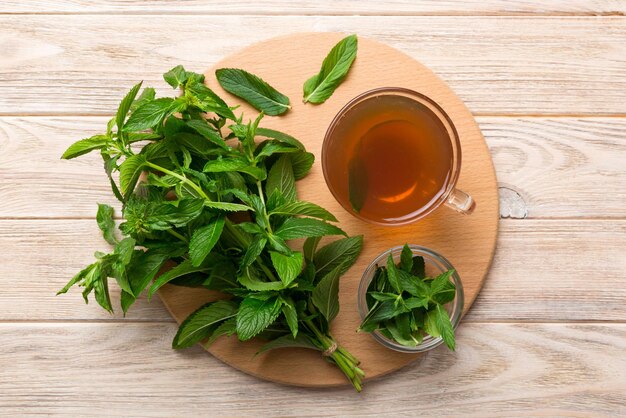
(2, 0, 625, 15)
(3, 116, 625, 219)
(2, 219, 624, 322)
(1, 16, 625, 115)
(0, 322, 624, 415)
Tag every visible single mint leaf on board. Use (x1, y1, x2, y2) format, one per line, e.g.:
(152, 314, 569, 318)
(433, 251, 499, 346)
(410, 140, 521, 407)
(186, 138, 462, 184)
(124, 98, 182, 132)
(163, 65, 188, 89)
(269, 201, 338, 222)
(116, 81, 143, 132)
(149, 260, 210, 297)
(270, 251, 304, 286)
(236, 296, 282, 341)
(400, 245, 413, 273)
(312, 262, 346, 322)
(189, 215, 225, 267)
(313, 235, 363, 279)
(275, 218, 346, 241)
(303, 34, 358, 104)
(172, 301, 238, 349)
(348, 156, 368, 213)
(61, 135, 109, 160)
(216, 68, 291, 116)
(96, 203, 117, 245)
(266, 155, 296, 203)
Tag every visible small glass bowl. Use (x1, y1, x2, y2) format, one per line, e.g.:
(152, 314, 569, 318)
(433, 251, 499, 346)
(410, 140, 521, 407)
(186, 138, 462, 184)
(357, 245, 464, 353)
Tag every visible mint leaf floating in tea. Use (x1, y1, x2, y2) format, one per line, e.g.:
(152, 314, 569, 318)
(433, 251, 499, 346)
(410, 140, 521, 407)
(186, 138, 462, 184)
(216, 68, 291, 116)
(303, 34, 358, 104)
(57, 65, 366, 391)
(359, 244, 458, 350)
(348, 156, 368, 213)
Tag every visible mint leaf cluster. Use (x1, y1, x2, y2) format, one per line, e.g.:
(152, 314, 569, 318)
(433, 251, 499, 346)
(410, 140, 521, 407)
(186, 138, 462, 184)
(59, 64, 365, 390)
(359, 244, 457, 350)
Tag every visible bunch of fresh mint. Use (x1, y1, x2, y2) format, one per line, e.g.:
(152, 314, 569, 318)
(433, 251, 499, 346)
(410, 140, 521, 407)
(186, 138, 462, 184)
(359, 244, 457, 350)
(58, 35, 366, 390)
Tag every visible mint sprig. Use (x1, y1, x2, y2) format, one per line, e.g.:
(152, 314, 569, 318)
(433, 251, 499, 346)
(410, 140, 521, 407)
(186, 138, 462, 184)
(58, 65, 365, 391)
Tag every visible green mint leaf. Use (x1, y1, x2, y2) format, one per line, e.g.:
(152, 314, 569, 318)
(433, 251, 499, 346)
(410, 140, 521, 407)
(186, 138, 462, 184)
(348, 156, 368, 213)
(386, 254, 402, 293)
(358, 300, 397, 332)
(269, 201, 338, 222)
(429, 269, 456, 305)
(266, 155, 296, 203)
(270, 251, 303, 286)
(400, 244, 413, 273)
(236, 296, 282, 341)
(189, 215, 225, 267)
(404, 296, 429, 310)
(216, 68, 291, 116)
(185, 81, 235, 121)
(203, 157, 266, 180)
(369, 292, 398, 302)
(280, 296, 299, 338)
(61, 135, 109, 159)
(257, 333, 319, 354)
(186, 119, 230, 150)
(275, 218, 345, 240)
(93, 274, 113, 313)
(411, 255, 426, 278)
(118, 154, 147, 197)
(172, 300, 238, 349)
(312, 261, 346, 322)
(205, 201, 253, 212)
(254, 141, 299, 161)
(237, 267, 286, 291)
(148, 199, 205, 230)
(124, 98, 182, 132)
(435, 305, 456, 350)
(122, 250, 170, 314)
(313, 235, 363, 279)
(303, 34, 358, 104)
(256, 128, 305, 150)
(303, 236, 322, 262)
(386, 314, 417, 347)
(57, 263, 95, 295)
(96, 203, 118, 245)
(116, 81, 143, 132)
(131, 87, 156, 112)
(289, 151, 315, 180)
(267, 233, 292, 254)
(163, 65, 188, 89)
(149, 260, 210, 297)
(205, 317, 237, 347)
(397, 269, 429, 298)
(239, 235, 267, 270)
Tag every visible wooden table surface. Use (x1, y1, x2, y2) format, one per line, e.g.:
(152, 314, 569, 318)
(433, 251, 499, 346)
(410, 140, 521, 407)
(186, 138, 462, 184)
(1, 1, 625, 416)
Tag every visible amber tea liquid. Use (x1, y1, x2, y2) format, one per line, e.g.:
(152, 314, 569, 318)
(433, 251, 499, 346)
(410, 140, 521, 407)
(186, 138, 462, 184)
(324, 94, 453, 224)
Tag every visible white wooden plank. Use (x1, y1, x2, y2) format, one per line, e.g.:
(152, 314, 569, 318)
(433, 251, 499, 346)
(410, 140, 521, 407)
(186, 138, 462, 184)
(1, 16, 625, 115)
(2, 116, 624, 219)
(1, 219, 624, 321)
(1, 0, 625, 15)
(0, 322, 623, 415)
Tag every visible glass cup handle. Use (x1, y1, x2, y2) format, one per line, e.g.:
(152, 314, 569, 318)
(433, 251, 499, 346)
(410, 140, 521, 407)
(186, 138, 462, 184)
(445, 188, 476, 215)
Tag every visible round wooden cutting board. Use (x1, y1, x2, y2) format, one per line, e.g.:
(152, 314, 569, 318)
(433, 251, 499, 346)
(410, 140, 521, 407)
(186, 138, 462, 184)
(158, 32, 499, 387)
